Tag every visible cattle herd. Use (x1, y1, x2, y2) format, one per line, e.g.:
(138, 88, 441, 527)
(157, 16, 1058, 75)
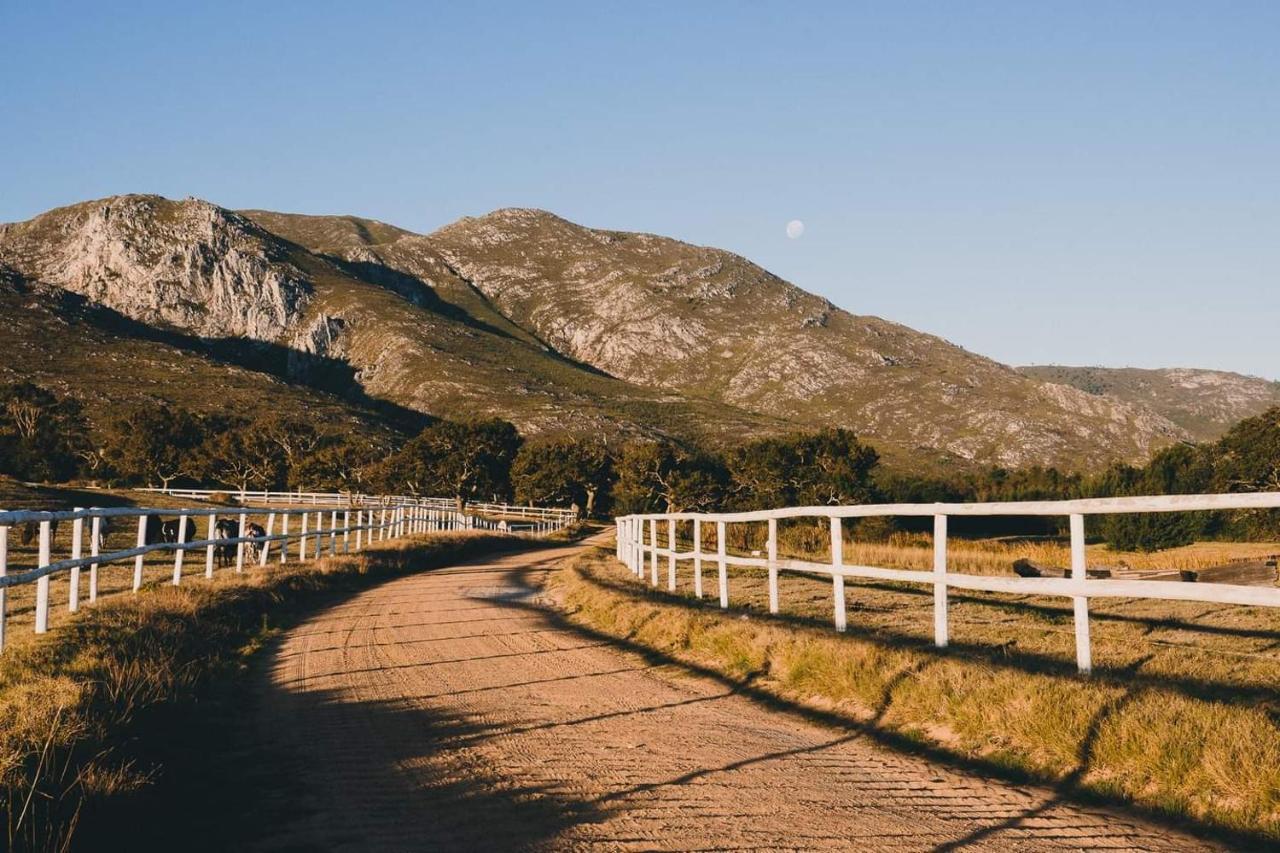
(17, 515, 269, 567)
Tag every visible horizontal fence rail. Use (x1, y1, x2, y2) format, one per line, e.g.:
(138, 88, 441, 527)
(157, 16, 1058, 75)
(614, 492, 1280, 674)
(0, 493, 573, 651)
(139, 488, 578, 522)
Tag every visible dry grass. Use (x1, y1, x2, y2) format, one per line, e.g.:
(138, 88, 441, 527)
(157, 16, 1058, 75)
(554, 543, 1280, 844)
(0, 531, 528, 852)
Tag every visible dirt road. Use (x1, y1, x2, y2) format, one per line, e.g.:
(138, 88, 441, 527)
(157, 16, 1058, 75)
(253, 538, 1219, 851)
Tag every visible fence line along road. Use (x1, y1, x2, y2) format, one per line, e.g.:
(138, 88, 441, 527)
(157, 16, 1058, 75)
(139, 488, 579, 522)
(615, 492, 1280, 675)
(0, 494, 573, 651)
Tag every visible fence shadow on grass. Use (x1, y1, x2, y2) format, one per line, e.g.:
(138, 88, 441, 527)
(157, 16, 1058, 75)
(529, 549, 1270, 851)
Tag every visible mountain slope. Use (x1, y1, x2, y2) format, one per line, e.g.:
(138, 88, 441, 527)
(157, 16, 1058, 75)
(421, 209, 1185, 469)
(1019, 366, 1280, 442)
(0, 196, 790, 452)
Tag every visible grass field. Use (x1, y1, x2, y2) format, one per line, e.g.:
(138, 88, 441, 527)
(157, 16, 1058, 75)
(555, 537, 1280, 845)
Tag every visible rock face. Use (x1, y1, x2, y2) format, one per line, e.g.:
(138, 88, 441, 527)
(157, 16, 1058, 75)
(0, 195, 311, 341)
(1, 194, 1230, 472)
(1020, 365, 1280, 442)
(423, 209, 1186, 469)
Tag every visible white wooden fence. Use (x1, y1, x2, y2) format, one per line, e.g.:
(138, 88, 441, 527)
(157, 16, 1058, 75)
(0, 495, 572, 651)
(615, 492, 1280, 674)
(140, 488, 579, 522)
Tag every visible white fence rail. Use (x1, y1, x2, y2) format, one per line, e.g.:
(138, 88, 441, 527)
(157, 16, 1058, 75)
(139, 488, 578, 522)
(615, 492, 1280, 674)
(0, 494, 572, 651)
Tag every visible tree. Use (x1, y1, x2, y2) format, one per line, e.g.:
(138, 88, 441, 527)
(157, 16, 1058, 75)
(101, 404, 205, 488)
(0, 382, 89, 482)
(291, 432, 388, 492)
(392, 418, 522, 508)
(728, 428, 879, 509)
(194, 417, 287, 492)
(511, 437, 613, 517)
(614, 441, 728, 514)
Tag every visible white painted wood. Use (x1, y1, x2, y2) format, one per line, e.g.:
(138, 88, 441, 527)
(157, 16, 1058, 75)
(355, 510, 363, 551)
(933, 514, 948, 648)
(1071, 513, 1091, 675)
(299, 511, 309, 560)
(343, 510, 351, 554)
(279, 512, 289, 563)
(172, 513, 188, 585)
(236, 512, 248, 573)
(36, 520, 51, 633)
(70, 509, 84, 611)
(693, 520, 703, 598)
(329, 510, 338, 556)
(205, 513, 217, 579)
(314, 512, 323, 559)
(133, 515, 147, 592)
(89, 515, 101, 601)
(649, 519, 659, 586)
(830, 517, 846, 632)
(260, 512, 276, 566)
(767, 517, 778, 615)
(667, 518, 677, 591)
(717, 520, 728, 608)
(0, 523, 8, 650)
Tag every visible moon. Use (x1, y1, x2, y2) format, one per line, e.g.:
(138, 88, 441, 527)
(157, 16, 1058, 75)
(785, 219, 805, 239)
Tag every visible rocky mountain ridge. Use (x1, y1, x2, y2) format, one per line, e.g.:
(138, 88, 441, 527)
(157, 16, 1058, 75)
(0, 193, 1222, 472)
(1019, 365, 1280, 442)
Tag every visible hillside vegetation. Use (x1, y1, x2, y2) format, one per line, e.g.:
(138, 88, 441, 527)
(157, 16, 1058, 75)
(0, 193, 1219, 473)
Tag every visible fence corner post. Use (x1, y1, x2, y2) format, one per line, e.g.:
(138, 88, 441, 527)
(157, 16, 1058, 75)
(933, 513, 948, 648)
(1070, 513, 1092, 675)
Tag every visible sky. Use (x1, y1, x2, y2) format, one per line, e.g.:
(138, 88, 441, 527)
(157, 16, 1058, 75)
(1, 1, 1277, 380)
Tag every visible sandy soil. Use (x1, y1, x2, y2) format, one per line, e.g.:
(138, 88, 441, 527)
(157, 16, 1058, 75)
(252, 537, 1221, 851)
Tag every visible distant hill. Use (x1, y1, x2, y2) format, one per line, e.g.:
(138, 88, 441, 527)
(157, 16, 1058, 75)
(0, 193, 1204, 473)
(1019, 366, 1280, 442)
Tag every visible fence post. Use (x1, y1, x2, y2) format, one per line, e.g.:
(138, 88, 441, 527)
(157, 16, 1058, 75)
(300, 511, 309, 561)
(260, 512, 276, 566)
(767, 517, 778, 615)
(693, 519, 703, 598)
(716, 520, 728, 607)
(343, 510, 351, 554)
(1071, 513, 1092, 675)
(172, 513, 188, 585)
(236, 512, 247, 573)
(133, 515, 147, 592)
(667, 518, 677, 591)
(36, 520, 51, 633)
(279, 512, 289, 564)
(0, 522, 8, 650)
(329, 510, 338, 556)
(70, 509, 84, 611)
(933, 514, 949, 648)
(205, 513, 217, 579)
(89, 515, 101, 602)
(378, 509, 386, 541)
(830, 516, 846, 632)
(649, 519, 658, 586)
(355, 510, 363, 551)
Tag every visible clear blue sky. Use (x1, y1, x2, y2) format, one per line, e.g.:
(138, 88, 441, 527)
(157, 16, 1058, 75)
(2, 2, 1276, 379)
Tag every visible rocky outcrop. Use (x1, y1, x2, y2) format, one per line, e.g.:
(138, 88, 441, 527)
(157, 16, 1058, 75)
(0, 195, 311, 341)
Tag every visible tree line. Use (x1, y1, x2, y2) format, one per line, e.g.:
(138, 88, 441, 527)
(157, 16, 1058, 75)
(2, 380, 1277, 550)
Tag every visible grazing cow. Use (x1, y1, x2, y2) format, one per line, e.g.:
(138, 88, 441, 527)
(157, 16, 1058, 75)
(94, 516, 111, 552)
(160, 517, 197, 545)
(214, 518, 240, 567)
(244, 521, 267, 561)
(19, 519, 59, 548)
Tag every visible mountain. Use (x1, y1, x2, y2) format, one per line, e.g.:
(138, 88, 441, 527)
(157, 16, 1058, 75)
(1019, 366, 1280, 443)
(0, 195, 787, 451)
(0, 194, 1197, 473)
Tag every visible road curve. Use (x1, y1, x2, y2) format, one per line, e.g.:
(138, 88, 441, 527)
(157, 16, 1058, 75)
(252, 537, 1219, 851)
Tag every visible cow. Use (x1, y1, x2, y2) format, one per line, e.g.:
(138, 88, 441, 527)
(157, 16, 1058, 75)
(244, 521, 267, 561)
(160, 517, 197, 545)
(214, 518, 240, 567)
(19, 519, 59, 548)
